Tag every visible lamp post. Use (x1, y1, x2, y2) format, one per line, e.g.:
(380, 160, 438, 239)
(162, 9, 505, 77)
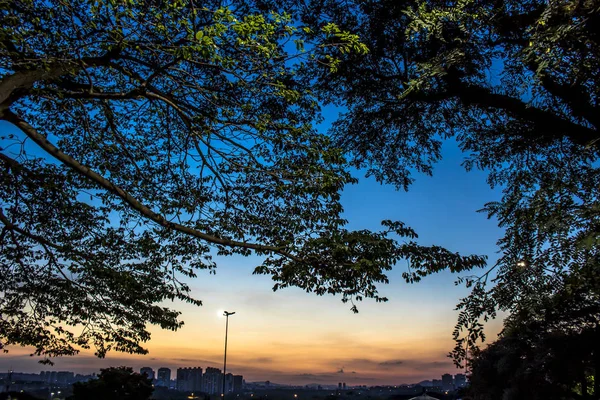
(222, 311, 235, 398)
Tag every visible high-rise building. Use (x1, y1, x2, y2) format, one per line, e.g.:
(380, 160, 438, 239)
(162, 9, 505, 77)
(233, 375, 243, 393)
(202, 367, 222, 395)
(441, 373, 454, 391)
(140, 367, 155, 381)
(338, 382, 342, 390)
(224, 373, 234, 393)
(157, 368, 171, 388)
(342, 383, 346, 390)
(56, 371, 74, 384)
(177, 367, 203, 393)
(454, 373, 466, 388)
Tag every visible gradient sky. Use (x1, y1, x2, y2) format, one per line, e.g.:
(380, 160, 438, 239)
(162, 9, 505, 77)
(0, 108, 506, 385)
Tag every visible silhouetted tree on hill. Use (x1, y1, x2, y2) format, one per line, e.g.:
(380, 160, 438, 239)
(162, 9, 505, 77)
(69, 366, 153, 400)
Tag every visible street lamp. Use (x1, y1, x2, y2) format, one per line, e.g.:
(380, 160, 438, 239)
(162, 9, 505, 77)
(222, 311, 235, 398)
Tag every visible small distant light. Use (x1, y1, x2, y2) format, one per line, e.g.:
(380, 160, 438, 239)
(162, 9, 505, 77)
(294, 395, 298, 398)
(517, 260, 527, 268)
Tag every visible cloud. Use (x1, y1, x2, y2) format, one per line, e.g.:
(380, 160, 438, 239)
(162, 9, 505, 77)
(378, 360, 404, 366)
(292, 373, 336, 382)
(171, 358, 218, 365)
(250, 357, 274, 364)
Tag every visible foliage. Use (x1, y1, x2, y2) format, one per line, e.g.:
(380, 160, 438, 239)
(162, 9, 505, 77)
(294, 0, 600, 367)
(0, 0, 485, 361)
(69, 366, 153, 400)
(467, 271, 600, 399)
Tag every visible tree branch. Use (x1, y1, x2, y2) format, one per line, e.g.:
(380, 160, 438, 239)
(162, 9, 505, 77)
(533, 66, 599, 129)
(444, 71, 600, 148)
(0, 49, 121, 111)
(0, 110, 301, 261)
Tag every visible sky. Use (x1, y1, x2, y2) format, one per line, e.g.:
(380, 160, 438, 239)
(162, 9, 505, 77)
(0, 112, 506, 385)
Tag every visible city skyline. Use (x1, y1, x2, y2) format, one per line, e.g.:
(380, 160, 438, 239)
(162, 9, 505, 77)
(0, 368, 466, 389)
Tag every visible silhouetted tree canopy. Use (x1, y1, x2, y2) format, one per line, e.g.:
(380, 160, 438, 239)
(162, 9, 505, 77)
(0, 0, 486, 361)
(467, 272, 600, 399)
(69, 367, 153, 400)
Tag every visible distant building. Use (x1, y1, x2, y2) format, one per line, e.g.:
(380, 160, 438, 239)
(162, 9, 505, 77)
(441, 373, 454, 391)
(454, 373, 466, 388)
(140, 367, 155, 381)
(233, 375, 243, 393)
(338, 382, 342, 390)
(56, 371, 74, 384)
(223, 373, 233, 393)
(157, 368, 171, 388)
(177, 367, 203, 392)
(203, 367, 222, 394)
(343, 383, 346, 390)
(74, 373, 93, 384)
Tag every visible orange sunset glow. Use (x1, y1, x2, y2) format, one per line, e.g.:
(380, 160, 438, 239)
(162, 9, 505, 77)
(3, 229, 503, 386)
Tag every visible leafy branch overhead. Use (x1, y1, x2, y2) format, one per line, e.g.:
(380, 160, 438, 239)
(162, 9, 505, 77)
(298, 0, 600, 367)
(0, 0, 482, 361)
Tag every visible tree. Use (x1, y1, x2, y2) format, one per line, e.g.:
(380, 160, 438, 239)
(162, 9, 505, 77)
(291, 0, 600, 367)
(69, 367, 153, 400)
(0, 0, 486, 361)
(467, 272, 600, 400)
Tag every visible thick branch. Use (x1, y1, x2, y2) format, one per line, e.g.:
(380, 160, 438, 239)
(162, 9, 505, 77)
(535, 70, 599, 129)
(0, 50, 121, 110)
(0, 66, 71, 110)
(444, 72, 600, 148)
(0, 110, 301, 261)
